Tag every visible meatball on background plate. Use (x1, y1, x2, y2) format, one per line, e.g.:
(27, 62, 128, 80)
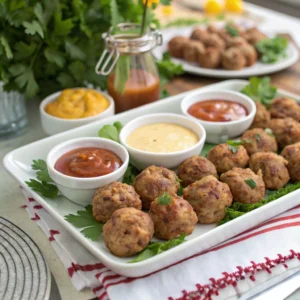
(281, 142, 300, 182)
(154, 26, 299, 78)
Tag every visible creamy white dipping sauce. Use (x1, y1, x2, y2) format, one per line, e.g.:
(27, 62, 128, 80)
(126, 123, 199, 153)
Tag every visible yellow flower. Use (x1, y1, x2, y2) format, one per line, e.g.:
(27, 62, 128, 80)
(225, 0, 244, 13)
(143, 0, 160, 7)
(204, 0, 223, 14)
(162, 5, 173, 16)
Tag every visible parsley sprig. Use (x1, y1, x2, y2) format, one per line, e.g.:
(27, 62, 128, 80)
(65, 205, 104, 241)
(25, 159, 58, 199)
(225, 23, 239, 37)
(218, 182, 300, 225)
(226, 139, 251, 153)
(130, 234, 186, 263)
(157, 193, 171, 205)
(244, 179, 257, 189)
(241, 77, 277, 108)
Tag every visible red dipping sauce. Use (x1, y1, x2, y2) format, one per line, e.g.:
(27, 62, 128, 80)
(55, 147, 122, 178)
(188, 100, 248, 122)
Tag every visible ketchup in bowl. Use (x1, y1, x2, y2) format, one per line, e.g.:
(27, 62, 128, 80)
(188, 100, 248, 122)
(55, 147, 122, 178)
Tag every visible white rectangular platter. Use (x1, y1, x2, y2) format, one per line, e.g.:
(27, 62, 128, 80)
(4, 80, 300, 277)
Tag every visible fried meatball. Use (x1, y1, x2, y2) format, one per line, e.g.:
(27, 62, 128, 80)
(241, 128, 278, 156)
(251, 102, 271, 129)
(168, 36, 190, 58)
(270, 97, 300, 121)
(190, 28, 209, 42)
(198, 47, 221, 69)
(183, 176, 233, 224)
(243, 28, 267, 46)
(226, 36, 248, 48)
(281, 142, 300, 182)
(207, 143, 249, 174)
(220, 168, 265, 204)
(203, 33, 226, 50)
(249, 152, 290, 190)
(103, 208, 154, 257)
(149, 194, 197, 240)
(92, 182, 142, 223)
(268, 118, 300, 148)
(178, 156, 218, 187)
(221, 47, 246, 70)
(133, 165, 179, 209)
(182, 40, 205, 63)
(239, 43, 257, 66)
(207, 24, 220, 34)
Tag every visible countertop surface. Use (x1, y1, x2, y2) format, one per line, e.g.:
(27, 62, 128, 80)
(2, 2, 300, 300)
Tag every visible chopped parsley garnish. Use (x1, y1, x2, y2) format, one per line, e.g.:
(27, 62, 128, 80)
(157, 193, 171, 205)
(226, 139, 251, 153)
(265, 128, 275, 137)
(130, 234, 186, 263)
(255, 134, 261, 143)
(225, 24, 239, 37)
(65, 205, 103, 241)
(244, 179, 257, 189)
(98, 122, 123, 143)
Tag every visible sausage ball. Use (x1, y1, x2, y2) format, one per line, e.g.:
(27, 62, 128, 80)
(220, 168, 265, 204)
(281, 142, 300, 182)
(250, 102, 271, 129)
(221, 47, 246, 70)
(149, 194, 197, 240)
(178, 156, 218, 187)
(207, 143, 249, 174)
(226, 36, 248, 48)
(133, 165, 179, 210)
(249, 152, 290, 190)
(239, 43, 257, 66)
(241, 128, 278, 156)
(92, 182, 142, 223)
(268, 118, 300, 148)
(190, 28, 209, 42)
(182, 40, 205, 63)
(168, 36, 190, 58)
(207, 24, 220, 34)
(103, 208, 154, 257)
(203, 33, 226, 50)
(183, 176, 233, 224)
(243, 28, 267, 46)
(270, 97, 300, 121)
(198, 47, 221, 69)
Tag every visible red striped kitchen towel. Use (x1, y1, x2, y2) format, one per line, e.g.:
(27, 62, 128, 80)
(21, 187, 300, 300)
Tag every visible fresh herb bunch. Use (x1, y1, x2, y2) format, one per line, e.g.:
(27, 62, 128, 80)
(0, 0, 151, 99)
(256, 36, 289, 64)
(241, 76, 277, 108)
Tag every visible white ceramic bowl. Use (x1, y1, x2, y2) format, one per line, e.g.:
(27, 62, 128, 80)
(47, 137, 129, 206)
(40, 88, 115, 136)
(119, 113, 206, 170)
(181, 90, 256, 144)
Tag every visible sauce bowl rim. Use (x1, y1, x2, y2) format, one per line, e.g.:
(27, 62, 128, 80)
(40, 88, 115, 123)
(119, 113, 206, 157)
(181, 89, 256, 126)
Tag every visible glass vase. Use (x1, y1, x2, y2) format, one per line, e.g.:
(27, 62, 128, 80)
(0, 83, 28, 138)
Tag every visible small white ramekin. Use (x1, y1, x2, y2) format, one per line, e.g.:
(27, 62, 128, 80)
(119, 113, 206, 170)
(181, 90, 256, 144)
(40, 88, 115, 136)
(47, 137, 129, 206)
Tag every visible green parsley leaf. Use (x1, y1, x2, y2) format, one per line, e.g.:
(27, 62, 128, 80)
(256, 36, 288, 64)
(123, 164, 139, 185)
(241, 76, 277, 108)
(157, 52, 184, 80)
(65, 40, 86, 60)
(98, 122, 123, 143)
(34, 3, 44, 26)
(225, 24, 239, 37)
(244, 179, 257, 189)
(201, 143, 216, 157)
(53, 12, 74, 37)
(23, 20, 44, 38)
(65, 205, 103, 241)
(228, 144, 238, 153)
(130, 234, 186, 263)
(157, 193, 171, 205)
(26, 179, 58, 199)
(44, 48, 66, 68)
(0, 36, 13, 59)
(14, 42, 37, 60)
(32, 159, 53, 183)
(265, 128, 275, 137)
(255, 134, 261, 143)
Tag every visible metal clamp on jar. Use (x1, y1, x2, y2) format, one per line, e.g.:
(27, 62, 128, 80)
(95, 23, 163, 113)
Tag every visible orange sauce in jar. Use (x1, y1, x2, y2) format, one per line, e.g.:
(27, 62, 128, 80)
(188, 100, 248, 122)
(108, 69, 160, 113)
